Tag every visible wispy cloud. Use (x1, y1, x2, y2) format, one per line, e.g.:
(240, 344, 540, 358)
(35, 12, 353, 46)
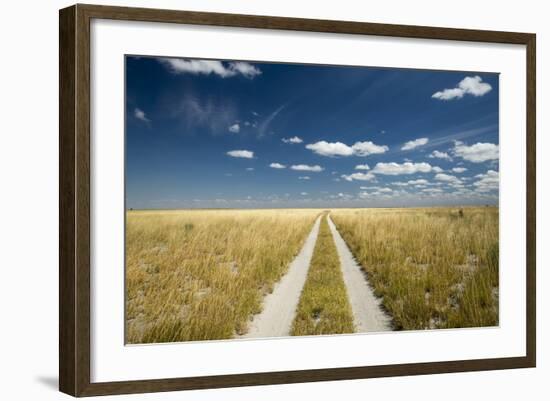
(306, 140, 388, 157)
(401, 137, 428, 151)
(432, 76, 492, 100)
(258, 104, 285, 137)
(290, 164, 324, 172)
(227, 150, 254, 159)
(298, 176, 310, 180)
(175, 94, 237, 135)
(160, 58, 261, 79)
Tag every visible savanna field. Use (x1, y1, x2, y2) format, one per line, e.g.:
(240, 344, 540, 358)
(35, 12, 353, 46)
(126, 207, 499, 344)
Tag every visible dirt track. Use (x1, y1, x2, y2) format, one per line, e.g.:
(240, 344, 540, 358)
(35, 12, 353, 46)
(327, 215, 392, 332)
(241, 215, 322, 339)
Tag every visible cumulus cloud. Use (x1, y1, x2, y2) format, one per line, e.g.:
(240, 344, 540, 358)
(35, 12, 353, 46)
(355, 164, 370, 170)
(432, 76, 492, 100)
(306, 141, 353, 156)
(453, 141, 499, 163)
(291, 164, 324, 172)
(372, 162, 434, 175)
(401, 137, 428, 151)
(228, 123, 240, 133)
(160, 58, 261, 79)
(422, 188, 444, 194)
(408, 179, 429, 185)
(392, 179, 430, 187)
(282, 136, 303, 144)
(473, 170, 499, 192)
(134, 108, 150, 123)
(269, 162, 286, 169)
(452, 167, 468, 173)
(351, 141, 389, 156)
(435, 173, 462, 185)
(341, 172, 376, 182)
(429, 150, 452, 160)
(227, 150, 254, 159)
(305, 140, 388, 157)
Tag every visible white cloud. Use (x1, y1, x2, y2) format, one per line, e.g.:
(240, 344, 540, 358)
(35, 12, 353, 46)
(355, 164, 370, 170)
(429, 150, 452, 160)
(351, 141, 389, 156)
(228, 61, 262, 78)
(282, 136, 303, 144)
(372, 162, 433, 175)
(246, 167, 254, 171)
(408, 179, 429, 185)
(161, 58, 261, 78)
(227, 150, 254, 159)
(269, 162, 286, 169)
(391, 179, 430, 187)
(134, 108, 150, 123)
(341, 172, 376, 182)
(435, 173, 462, 185)
(401, 137, 428, 151)
(305, 140, 388, 157)
(305, 141, 353, 156)
(298, 176, 310, 180)
(473, 170, 499, 192)
(300, 192, 308, 196)
(228, 123, 240, 133)
(422, 188, 444, 194)
(432, 76, 492, 100)
(290, 164, 324, 172)
(452, 167, 468, 173)
(453, 141, 499, 163)
(432, 166, 444, 173)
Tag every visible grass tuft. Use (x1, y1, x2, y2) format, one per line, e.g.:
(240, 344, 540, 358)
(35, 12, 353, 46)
(331, 207, 499, 330)
(291, 215, 355, 336)
(126, 209, 320, 343)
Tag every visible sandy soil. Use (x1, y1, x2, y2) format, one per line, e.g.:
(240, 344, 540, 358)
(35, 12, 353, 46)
(241, 215, 322, 339)
(327, 215, 392, 332)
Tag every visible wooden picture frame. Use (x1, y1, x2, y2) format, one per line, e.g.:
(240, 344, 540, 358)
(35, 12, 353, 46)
(59, 3, 536, 397)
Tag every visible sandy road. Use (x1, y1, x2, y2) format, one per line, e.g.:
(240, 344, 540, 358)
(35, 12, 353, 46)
(242, 215, 322, 339)
(327, 215, 392, 332)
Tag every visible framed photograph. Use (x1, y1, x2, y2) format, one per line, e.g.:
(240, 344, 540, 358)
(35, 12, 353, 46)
(59, 4, 536, 397)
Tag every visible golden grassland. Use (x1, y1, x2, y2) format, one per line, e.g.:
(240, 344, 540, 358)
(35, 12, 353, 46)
(291, 214, 355, 336)
(126, 209, 320, 343)
(331, 207, 499, 330)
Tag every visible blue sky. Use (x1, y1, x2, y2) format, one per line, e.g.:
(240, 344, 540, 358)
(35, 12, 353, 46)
(126, 56, 499, 209)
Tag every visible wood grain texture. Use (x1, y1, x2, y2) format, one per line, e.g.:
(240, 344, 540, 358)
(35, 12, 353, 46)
(59, 5, 76, 396)
(59, 3, 537, 397)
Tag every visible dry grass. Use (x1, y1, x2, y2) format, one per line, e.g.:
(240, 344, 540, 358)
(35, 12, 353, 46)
(126, 209, 319, 343)
(330, 207, 499, 330)
(291, 214, 355, 336)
